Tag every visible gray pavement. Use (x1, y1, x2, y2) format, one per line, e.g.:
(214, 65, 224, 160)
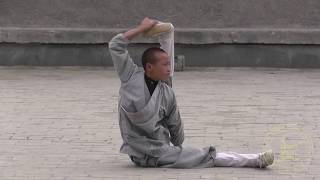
(0, 66, 320, 180)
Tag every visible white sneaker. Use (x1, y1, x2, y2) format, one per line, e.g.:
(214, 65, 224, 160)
(143, 22, 173, 38)
(258, 150, 274, 168)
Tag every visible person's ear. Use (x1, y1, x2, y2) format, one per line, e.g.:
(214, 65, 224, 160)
(146, 63, 153, 71)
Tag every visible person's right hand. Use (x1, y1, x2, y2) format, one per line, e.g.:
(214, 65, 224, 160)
(123, 17, 158, 40)
(138, 17, 158, 32)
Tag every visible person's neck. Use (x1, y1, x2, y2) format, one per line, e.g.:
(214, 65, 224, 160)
(145, 72, 158, 82)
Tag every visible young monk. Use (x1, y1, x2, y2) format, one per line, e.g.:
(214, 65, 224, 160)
(108, 17, 274, 168)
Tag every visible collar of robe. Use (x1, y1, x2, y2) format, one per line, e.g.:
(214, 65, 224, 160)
(144, 74, 159, 95)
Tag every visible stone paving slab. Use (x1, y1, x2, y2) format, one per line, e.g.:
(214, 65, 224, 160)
(0, 66, 319, 180)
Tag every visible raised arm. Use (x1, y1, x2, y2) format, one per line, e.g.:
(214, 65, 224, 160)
(123, 18, 158, 40)
(108, 17, 158, 82)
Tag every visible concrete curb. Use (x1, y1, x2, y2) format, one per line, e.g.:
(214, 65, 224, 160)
(2, 27, 320, 44)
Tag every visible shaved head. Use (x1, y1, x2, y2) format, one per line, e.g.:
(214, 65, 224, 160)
(141, 47, 166, 70)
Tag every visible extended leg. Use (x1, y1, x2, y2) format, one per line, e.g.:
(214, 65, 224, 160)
(158, 24, 174, 87)
(214, 150, 274, 168)
(213, 152, 259, 167)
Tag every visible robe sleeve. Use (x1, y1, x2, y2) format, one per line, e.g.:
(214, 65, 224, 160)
(108, 33, 138, 82)
(166, 93, 185, 146)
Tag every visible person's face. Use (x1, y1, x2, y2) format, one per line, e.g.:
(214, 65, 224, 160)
(146, 52, 171, 81)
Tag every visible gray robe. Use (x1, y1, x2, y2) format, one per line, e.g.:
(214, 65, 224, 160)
(108, 33, 216, 168)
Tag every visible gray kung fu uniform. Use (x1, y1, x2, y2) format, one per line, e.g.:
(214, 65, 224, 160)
(108, 33, 216, 168)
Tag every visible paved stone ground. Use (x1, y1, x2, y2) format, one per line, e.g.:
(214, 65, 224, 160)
(0, 66, 320, 180)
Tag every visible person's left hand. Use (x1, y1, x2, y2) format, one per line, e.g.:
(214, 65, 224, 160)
(138, 17, 158, 32)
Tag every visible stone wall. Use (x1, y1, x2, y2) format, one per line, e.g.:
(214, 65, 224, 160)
(1, 0, 320, 67)
(1, 0, 320, 44)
